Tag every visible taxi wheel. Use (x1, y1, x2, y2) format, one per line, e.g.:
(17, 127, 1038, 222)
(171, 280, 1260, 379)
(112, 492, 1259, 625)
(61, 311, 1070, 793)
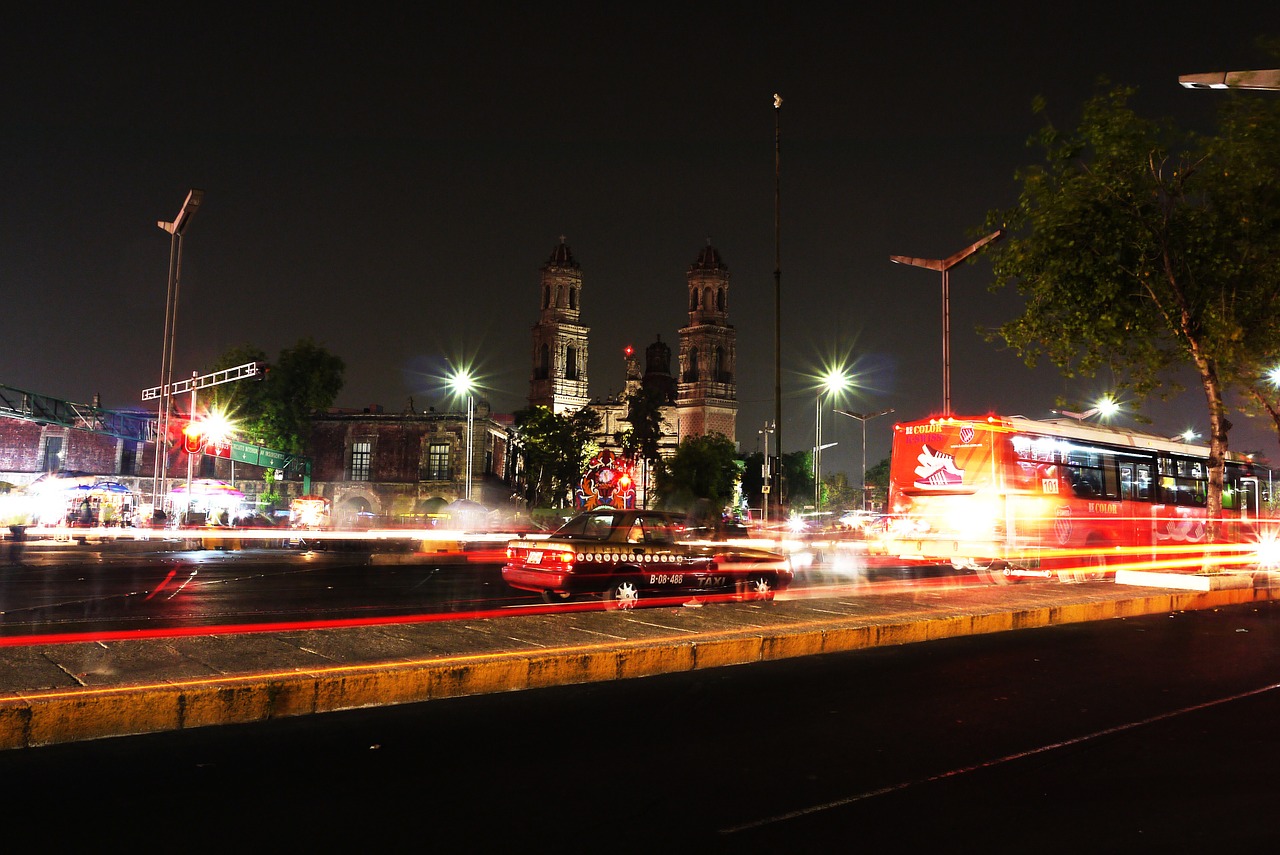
(743, 574, 776, 602)
(541, 590, 573, 605)
(602, 577, 641, 610)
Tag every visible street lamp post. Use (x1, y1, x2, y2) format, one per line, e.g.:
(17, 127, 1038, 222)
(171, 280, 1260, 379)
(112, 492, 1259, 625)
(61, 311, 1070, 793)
(759, 422, 774, 526)
(836, 408, 895, 511)
(151, 189, 204, 517)
(814, 370, 849, 513)
(185, 372, 197, 514)
(449, 370, 476, 502)
(890, 229, 1002, 415)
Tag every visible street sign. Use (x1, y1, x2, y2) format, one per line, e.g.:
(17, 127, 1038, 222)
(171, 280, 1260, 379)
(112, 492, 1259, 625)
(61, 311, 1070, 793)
(229, 440, 289, 469)
(205, 439, 232, 459)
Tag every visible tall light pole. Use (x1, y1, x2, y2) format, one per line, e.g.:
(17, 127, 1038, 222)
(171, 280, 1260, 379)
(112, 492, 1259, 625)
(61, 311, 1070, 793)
(449, 370, 476, 502)
(890, 229, 1001, 415)
(814, 369, 849, 513)
(185, 371, 198, 512)
(151, 189, 204, 517)
(772, 93, 784, 509)
(759, 421, 774, 526)
(836, 408, 894, 510)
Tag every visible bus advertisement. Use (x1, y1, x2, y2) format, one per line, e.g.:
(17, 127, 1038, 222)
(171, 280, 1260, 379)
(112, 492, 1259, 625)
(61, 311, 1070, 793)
(877, 414, 1268, 583)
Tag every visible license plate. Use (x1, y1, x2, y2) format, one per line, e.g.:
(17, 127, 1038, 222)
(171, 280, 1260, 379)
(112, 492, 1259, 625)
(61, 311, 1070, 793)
(527, 550, 543, 565)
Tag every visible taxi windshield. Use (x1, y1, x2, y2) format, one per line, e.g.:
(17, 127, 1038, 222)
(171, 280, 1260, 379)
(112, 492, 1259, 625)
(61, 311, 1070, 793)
(553, 512, 620, 540)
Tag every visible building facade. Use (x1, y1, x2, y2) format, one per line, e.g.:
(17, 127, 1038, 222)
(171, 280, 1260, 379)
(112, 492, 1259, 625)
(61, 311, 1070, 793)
(677, 242, 738, 442)
(527, 239, 591, 414)
(531, 239, 739, 509)
(307, 403, 511, 525)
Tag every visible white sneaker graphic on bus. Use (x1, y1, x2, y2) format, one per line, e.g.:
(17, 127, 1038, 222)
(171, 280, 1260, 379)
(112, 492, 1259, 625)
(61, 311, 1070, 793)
(913, 445, 964, 488)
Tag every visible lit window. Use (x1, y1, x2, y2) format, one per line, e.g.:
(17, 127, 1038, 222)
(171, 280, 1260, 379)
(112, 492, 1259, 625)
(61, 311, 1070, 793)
(351, 440, 372, 481)
(428, 443, 450, 480)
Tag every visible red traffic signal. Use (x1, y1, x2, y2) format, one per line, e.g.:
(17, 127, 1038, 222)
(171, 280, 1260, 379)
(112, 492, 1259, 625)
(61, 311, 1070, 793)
(183, 423, 205, 454)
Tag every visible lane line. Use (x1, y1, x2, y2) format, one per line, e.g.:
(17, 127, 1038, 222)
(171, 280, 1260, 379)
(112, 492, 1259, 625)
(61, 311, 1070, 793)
(721, 680, 1280, 834)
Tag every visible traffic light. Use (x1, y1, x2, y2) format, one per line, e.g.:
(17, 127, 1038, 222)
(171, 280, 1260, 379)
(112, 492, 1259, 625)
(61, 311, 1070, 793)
(183, 422, 205, 454)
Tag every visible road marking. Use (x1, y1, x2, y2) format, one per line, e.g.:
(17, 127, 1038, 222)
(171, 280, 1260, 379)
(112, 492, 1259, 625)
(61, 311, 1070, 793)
(721, 680, 1280, 834)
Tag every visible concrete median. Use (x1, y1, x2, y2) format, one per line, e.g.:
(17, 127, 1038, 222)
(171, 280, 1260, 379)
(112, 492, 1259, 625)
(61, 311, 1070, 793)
(1, 578, 1275, 750)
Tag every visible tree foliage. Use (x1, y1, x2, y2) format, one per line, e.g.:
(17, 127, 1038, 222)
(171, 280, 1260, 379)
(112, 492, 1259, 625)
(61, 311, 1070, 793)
(615, 385, 668, 469)
(981, 84, 1280, 535)
(821, 471, 859, 511)
(864, 457, 890, 511)
(511, 405, 602, 508)
(208, 337, 345, 457)
(653, 433, 740, 513)
(782, 450, 813, 512)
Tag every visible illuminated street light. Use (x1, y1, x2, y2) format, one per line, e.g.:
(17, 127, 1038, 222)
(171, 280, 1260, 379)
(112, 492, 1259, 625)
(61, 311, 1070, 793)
(1051, 396, 1119, 423)
(1052, 407, 1099, 421)
(814, 369, 849, 513)
(759, 422, 775, 526)
(151, 188, 204, 517)
(1179, 69, 1280, 90)
(890, 229, 1002, 415)
(449, 370, 476, 501)
(836, 407, 895, 511)
(201, 406, 237, 485)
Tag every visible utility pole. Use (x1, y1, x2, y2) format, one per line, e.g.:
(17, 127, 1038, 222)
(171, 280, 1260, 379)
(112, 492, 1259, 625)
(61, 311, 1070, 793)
(773, 93, 784, 512)
(759, 421, 774, 526)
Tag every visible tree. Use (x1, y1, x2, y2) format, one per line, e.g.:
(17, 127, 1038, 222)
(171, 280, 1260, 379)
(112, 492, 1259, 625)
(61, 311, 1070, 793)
(511, 405, 602, 508)
(653, 433, 739, 513)
(781, 450, 813, 513)
(863, 457, 891, 511)
(616, 385, 669, 507)
(208, 337, 345, 457)
(821, 471, 859, 511)
(981, 84, 1280, 539)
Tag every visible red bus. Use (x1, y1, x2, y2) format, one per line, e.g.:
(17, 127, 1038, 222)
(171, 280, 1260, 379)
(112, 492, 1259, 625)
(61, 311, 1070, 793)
(877, 415, 1265, 583)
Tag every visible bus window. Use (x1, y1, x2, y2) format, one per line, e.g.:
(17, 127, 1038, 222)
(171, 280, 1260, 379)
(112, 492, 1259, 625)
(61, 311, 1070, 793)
(1119, 464, 1134, 501)
(1135, 463, 1153, 501)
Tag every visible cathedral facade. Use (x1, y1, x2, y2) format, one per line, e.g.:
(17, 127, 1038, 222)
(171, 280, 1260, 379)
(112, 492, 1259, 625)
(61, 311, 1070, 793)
(527, 238, 739, 475)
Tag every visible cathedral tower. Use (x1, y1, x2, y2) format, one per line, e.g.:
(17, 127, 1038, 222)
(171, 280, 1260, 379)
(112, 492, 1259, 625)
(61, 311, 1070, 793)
(677, 242, 737, 442)
(528, 238, 591, 413)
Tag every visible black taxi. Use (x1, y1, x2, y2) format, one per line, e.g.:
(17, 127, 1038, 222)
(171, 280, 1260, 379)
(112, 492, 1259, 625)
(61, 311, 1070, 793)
(502, 509, 793, 609)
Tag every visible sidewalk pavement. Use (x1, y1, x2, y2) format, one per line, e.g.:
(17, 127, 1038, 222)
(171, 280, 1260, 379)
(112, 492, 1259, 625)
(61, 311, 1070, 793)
(2, 553, 1275, 751)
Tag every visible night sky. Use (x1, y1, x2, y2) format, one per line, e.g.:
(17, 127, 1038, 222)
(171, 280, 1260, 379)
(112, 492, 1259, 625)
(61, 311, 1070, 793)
(3, 4, 1275, 479)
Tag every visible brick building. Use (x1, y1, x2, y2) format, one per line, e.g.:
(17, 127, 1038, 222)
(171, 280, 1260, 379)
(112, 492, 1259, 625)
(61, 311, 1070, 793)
(307, 403, 511, 525)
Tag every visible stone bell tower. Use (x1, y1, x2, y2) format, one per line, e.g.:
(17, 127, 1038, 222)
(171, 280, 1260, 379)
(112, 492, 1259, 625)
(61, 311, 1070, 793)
(676, 241, 737, 442)
(528, 237, 591, 413)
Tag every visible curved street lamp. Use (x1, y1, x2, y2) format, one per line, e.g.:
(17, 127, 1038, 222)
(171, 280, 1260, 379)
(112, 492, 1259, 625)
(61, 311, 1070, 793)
(890, 229, 1002, 415)
(449, 370, 476, 502)
(151, 189, 204, 516)
(836, 407, 895, 511)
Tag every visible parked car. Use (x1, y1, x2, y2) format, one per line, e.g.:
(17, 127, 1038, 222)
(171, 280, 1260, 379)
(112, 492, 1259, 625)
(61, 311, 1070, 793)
(502, 509, 793, 609)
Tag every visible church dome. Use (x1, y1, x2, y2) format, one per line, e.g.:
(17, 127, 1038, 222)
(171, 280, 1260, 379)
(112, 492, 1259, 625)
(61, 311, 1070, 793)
(689, 242, 727, 273)
(545, 238, 580, 270)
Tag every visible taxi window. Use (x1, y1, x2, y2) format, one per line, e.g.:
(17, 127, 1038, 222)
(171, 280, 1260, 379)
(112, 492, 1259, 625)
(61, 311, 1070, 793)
(555, 512, 618, 540)
(634, 515, 676, 545)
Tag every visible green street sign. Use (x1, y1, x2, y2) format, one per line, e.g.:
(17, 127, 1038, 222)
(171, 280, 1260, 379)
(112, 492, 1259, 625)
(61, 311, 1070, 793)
(230, 440, 290, 469)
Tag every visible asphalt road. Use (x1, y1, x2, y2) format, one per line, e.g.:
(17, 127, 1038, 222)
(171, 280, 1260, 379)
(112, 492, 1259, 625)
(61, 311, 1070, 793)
(2, 598, 1276, 851)
(0, 538, 965, 638)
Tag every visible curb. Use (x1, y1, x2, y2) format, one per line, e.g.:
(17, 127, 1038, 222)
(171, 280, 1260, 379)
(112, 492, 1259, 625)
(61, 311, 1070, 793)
(2, 584, 1273, 751)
